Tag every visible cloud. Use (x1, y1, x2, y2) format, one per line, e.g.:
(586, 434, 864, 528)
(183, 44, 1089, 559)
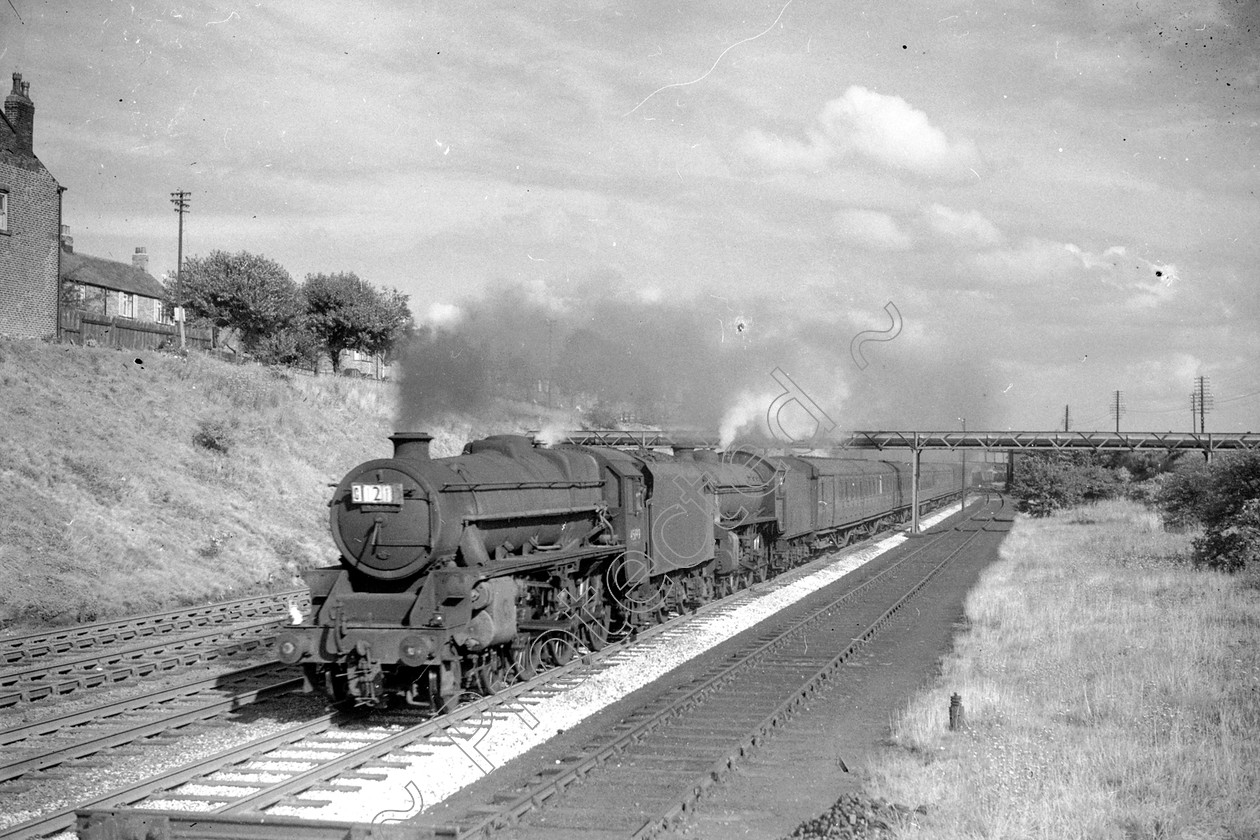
(833, 209, 912, 251)
(737, 128, 832, 170)
(742, 86, 981, 181)
(970, 238, 1092, 286)
(970, 239, 1179, 309)
(924, 204, 1003, 248)
(1065, 244, 1179, 307)
(819, 87, 981, 179)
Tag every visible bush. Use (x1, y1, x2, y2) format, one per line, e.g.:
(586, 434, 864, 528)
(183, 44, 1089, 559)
(1159, 452, 1260, 572)
(193, 418, 235, 454)
(1191, 499, 1260, 572)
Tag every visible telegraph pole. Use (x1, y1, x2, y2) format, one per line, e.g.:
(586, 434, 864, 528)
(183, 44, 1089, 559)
(170, 190, 191, 350)
(1195, 376, 1212, 435)
(1110, 391, 1125, 434)
(1064, 405, 1071, 432)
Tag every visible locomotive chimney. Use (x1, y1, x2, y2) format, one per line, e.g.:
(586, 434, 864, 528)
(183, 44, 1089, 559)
(390, 432, 432, 460)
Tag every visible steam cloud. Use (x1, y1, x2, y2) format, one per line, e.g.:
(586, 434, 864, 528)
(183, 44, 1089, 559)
(396, 272, 1002, 442)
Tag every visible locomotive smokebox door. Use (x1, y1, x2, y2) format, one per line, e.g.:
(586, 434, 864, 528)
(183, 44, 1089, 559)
(331, 460, 435, 581)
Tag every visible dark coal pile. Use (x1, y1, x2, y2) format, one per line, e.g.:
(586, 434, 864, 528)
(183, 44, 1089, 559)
(782, 793, 928, 840)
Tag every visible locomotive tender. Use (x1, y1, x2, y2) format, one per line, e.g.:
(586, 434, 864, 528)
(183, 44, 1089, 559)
(278, 432, 975, 710)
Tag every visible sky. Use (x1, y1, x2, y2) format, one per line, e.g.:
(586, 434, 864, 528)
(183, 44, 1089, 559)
(3, 0, 1258, 435)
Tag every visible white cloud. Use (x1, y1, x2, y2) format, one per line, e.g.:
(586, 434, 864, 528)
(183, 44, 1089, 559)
(819, 87, 981, 179)
(742, 87, 981, 181)
(924, 204, 1003, 248)
(1065, 243, 1179, 306)
(833, 209, 912, 251)
(971, 238, 1085, 285)
(969, 239, 1179, 309)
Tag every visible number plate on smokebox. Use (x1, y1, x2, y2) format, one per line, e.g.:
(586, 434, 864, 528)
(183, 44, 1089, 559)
(351, 483, 403, 505)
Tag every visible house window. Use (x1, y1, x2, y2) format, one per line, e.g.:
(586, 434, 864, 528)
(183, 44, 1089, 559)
(0, 190, 8, 233)
(120, 292, 135, 319)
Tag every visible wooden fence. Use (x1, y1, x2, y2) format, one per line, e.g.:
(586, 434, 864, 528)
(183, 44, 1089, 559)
(60, 307, 214, 352)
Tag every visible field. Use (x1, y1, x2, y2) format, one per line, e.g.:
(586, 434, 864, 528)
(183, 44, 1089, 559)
(0, 337, 571, 632)
(866, 500, 1260, 840)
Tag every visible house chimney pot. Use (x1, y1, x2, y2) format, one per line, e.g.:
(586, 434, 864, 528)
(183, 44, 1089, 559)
(59, 225, 73, 253)
(133, 247, 149, 273)
(4, 72, 35, 154)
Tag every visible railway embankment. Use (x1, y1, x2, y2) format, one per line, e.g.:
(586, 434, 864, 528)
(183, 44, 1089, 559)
(777, 500, 1259, 840)
(0, 337, 569, 632)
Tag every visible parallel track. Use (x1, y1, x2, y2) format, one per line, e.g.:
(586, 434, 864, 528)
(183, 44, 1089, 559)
(0, 662, 303, 785)
(0, 618, 289, 708)
(35, 631, 653, 840)
(0, 590, 307, 667)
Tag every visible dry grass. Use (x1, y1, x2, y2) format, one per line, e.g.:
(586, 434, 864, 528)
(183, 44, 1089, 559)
(0, 338, 568, 632)
(867, 499, 1260, 840)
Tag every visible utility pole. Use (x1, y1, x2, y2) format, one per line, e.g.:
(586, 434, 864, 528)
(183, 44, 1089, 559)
(1110, 390, 1125, 434)
(1064, 404, 1070, 432)
(170, 190, 191, 350)
(1194, 376, 1212, 435)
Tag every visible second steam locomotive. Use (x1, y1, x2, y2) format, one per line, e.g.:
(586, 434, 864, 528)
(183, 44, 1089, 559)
(278, 432, 983, 710)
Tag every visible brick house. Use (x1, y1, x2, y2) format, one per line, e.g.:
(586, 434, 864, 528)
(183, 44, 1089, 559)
(61, 239, 168, 323)
(0, 72, 63, 338)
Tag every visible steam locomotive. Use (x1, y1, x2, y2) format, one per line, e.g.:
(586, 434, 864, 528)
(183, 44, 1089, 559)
(277, 432, 980, 710)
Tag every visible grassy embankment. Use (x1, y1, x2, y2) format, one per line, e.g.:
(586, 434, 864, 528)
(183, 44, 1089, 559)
(867, 500, 1259, 839)
(0, 337, 570, 633)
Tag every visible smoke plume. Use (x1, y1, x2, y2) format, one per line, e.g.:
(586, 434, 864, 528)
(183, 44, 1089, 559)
(395, 272, 1004, 443)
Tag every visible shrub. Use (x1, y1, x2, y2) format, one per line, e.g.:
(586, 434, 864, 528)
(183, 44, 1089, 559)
(193, 418, 235, 454)
(1159, 452, 1260, 572)
(1191, 499, 1260, 572)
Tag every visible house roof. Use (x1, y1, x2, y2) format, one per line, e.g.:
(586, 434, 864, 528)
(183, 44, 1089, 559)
(61, 250, 167, 299)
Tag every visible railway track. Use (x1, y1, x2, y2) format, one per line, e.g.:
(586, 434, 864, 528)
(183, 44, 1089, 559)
(0, 617, 291, 708)
(420, 495, 1013, 838)
(1, 590, 307, 667)
(0, 662, 303, 786)
(53, 498, 989, 840)
(10, 622, 657, 840)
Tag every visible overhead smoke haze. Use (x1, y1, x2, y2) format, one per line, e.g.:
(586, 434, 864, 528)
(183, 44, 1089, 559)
(395, 272, 1004, 441)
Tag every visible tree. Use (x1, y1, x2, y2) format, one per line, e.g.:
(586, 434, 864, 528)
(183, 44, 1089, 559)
(302, 273, 413, 373)
(1009, 452, 1123, 516)
(176, 251, 304, 355)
